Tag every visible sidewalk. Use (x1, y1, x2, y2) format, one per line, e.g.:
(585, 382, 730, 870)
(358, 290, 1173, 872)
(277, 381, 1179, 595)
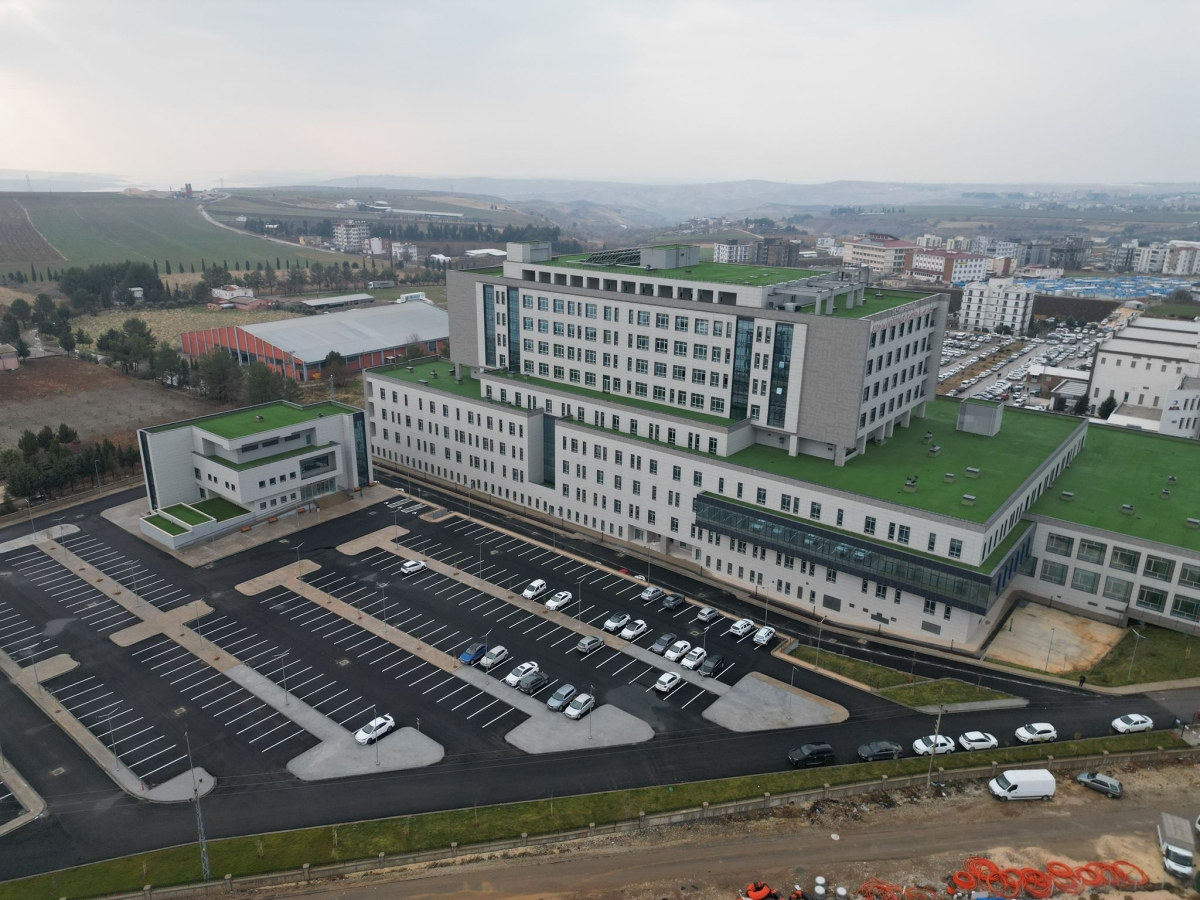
(0, 752, 46, 839)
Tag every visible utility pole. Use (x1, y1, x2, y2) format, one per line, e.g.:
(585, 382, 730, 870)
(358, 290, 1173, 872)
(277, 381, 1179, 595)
(294, 542, 305, 577)
(925, 705, 944, 789)
(186, 732, 211, 881)
(1127, 629, 1146, 682)
(814, 616, 827, 671)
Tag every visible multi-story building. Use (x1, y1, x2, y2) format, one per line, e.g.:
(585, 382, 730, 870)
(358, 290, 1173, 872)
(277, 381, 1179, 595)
(1086, 317, 1200, 431)
(713, 240, 754, 264)
(715, 239, 808, 268)
(905, 249, 989, 284)
(1163, 241, 1200, 276)
(392, 242, 419, 263)
(333, 220, 371, 254)
(916, 234, 945, 249)
(365, 241, 1200, 647)
(137, 400, 372, 548)
(843, 233, 918, 275)
(1133, 243, 1168, 274)
(959, 278, 1035, 334)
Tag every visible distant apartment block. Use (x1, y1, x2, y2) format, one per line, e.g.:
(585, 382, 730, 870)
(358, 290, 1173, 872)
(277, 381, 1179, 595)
(905, 249, 988, 284)
(843, 233, 918, 275)
(333, 220, 371, 254)
(211, 285, 254, 301)
(960, 278, 1035, 334)
(1164, 241, 1200, 276)
(713, 240, 753, 264)
(392, 242, 419, 263)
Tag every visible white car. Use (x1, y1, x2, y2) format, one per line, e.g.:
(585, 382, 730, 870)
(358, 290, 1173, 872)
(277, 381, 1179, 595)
(504, 661, 540, 687)
(564, 693, 594, 719)
(619, 619, 648, 640)
(730, 618, 756, 637)
(655, 672, 682, 693)
(399, 560, 426, 575)
(544, 590, 573, 611)
(1015, 722, 1058, 744)
(913, 734, 956, 756)
(696, 606, 720, 623)
(479, 645, 510, 670)
(603, 611, 631, 633)
(521, 579, 549, 600)
(753, 625, 776, 647)
(1112, 713, 1153, 734)
(354, 714, 395, 745)
(681, 646, 707, 670)
(958, 731, 998, 751)
(639, 585, 664, 602)
(664, 639, 692, 662)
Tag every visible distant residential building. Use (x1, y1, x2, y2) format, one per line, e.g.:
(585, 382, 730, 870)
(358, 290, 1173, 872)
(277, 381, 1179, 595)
(365, 236, 391, 257)
(1087, 317, 1200, 430)
(1108, 240, 1141, 273)
(815, 237, 839, 253)
(942, 236, 970, 251)
(1132, 242, 1168, 274)
(987, 256, 1017, 277)
(960, 278, 1035, 334)
(1018, 265, 1064, 279)
(299, 235, 327, 248)
(1163, 241, 1200, 276)
(332, 220, 371, 254)
(430, 253, 453, 265)
(915, 234, 944, 248)
(905, 249, 988, 284)
(392, 242, 419, 263)
(212, 285, 254, 301)
(128, 286, 144, 300)
(842, 233, 918, 275)
(0, 342, 19, 371)
(713, 240, 753, 264)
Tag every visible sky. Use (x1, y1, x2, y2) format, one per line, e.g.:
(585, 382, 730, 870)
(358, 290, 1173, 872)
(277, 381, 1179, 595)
(1, 0, 1197, 189)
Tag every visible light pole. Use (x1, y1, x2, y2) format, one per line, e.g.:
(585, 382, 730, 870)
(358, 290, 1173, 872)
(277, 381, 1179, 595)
(477, 539, 484, 581)
(372, 704, 380, 767)
(763, 591, 770, 627)
(93, 460, 101, 492)
(1043, 627, 1056, 673)
(588, 683, 594, 740)
(186, 732, 210, 882)
(925, 704, 945, 790)
(577, 575, 585, 621)
(274, 651, 290, 705)
(52, 515, 66, 545)
(814, 616, 827, 671)
(294, 542, 305, 578)
(1127, 629, 1146, 682)
(378, 582, 389, 627)
(483, 627, 492, 652)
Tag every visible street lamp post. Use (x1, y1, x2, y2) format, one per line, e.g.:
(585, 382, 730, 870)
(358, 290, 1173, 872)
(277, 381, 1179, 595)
(294, 542, 305, 578)
(372, 704, 380, 767)
(93, 460, 101, 492)
(274, 651, 290, 706)
(378, 582, 389, 627)
(1127, 629, 1146, 682)
(1043, 627, 1056, 673)
(814, 616, 828, 671)
(925, 705, 945, 790)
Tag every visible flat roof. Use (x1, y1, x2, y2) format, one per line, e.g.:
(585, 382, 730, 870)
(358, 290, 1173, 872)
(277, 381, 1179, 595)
(823, 289, 936, 320)
(145, 401, 359, 440)
(301, 293, 374, 308)
(1031, 424, 1200, 551)
(540, 255, 824, 287)
(239, 303, 448, 362)
(370, 359, 487, 401)
(726, 402, 1083, 523)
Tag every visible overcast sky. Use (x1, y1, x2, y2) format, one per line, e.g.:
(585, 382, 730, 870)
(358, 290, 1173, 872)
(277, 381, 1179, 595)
(1, 0, 1196, 189)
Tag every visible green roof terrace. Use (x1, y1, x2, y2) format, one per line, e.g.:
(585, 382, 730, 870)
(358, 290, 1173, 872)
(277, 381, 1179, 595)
(541, 254, 824, 287)
(145, 401, 360, 441)
(1030, 424, 1200, 552)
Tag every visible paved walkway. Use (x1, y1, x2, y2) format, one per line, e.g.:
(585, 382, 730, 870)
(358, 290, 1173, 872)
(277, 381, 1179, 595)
(702, 672, 848, 732)
(0, 752, 46, 839)
(986, 601, 1125, 675)
(0, 523, 79, 554)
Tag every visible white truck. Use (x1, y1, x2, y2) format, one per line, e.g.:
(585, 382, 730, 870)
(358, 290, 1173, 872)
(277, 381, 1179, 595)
(1158, 812, 1195, 880)
(988, 768, 1056, 801)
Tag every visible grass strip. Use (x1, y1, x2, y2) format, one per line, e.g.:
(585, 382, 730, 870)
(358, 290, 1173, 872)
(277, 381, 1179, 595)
(1077, 623, 1200, 687)
(876, 678, 1014, 707)
(142, 515, 187, 536)
(190, 497, 248, 521)
(790, 644, 923, 689)
(0, 731, 1179, 900)
(161, 504, 212, 526)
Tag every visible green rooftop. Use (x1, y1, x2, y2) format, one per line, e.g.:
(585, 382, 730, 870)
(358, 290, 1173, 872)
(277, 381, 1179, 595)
(205, 442, 336, 471)
(727, 402, 1084, 523)
(146, 401, 359, 441)
(544, 254, 823, 287)
(371, 360, 487, 400)
(1030, 425, 1200, 551)
(821, 289, 938, 319)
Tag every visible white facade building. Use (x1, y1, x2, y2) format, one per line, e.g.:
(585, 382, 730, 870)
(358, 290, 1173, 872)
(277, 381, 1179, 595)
(906, 250, 989, 284)
(333, 220, 371, 254)
(1133, 243, 1168, 274)
(1086, 317, 1200, 425)
(1163, 241, 1200, 276)
(843, 234, 918, 275)
(960, 278, 1035, 334)
(211, 285, 254, 301)
(713, 240, 754, 264)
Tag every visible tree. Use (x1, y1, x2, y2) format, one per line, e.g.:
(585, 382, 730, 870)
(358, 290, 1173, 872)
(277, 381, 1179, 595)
(15, 337, 29, 359)
(0, 314, 19, 344)
(56, 423, 79, 444)
(37, 425, 56, 449)
(8, 297, 30, 328)
(74, 327, 92, 349)
(198, 351, 243, 402)
(32, 293, 54, 327)
(1098, 396, 1117, 419)
(18, 430, 40, 459)
(323, 350, 349, 388)
(1073, 394, 1090, 416)
(59, 327, 76, 355)
(242, 361, 286, 405)
(164, 260, 172, 275)
(152, 341, 184, 386)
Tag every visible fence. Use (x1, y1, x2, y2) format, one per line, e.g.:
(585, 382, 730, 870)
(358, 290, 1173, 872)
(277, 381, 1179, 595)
(63, 745, 1199, 900)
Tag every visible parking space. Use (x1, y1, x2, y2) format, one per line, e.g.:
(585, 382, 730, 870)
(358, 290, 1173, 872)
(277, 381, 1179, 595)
(57, 535, 195, 612)
(0, 597, 61, 668)
(3, 548, 139, 634)
(0, 775, 25, 827)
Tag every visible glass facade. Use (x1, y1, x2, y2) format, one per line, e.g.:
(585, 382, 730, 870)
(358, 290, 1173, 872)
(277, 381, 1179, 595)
(729, 318, 754, 420)
(506, 286, 521, 374)
(542, 415, 556, 486)
(351, 411, 369, 487)
(483, 285, 496, 367)
(766, 323, 793, 428)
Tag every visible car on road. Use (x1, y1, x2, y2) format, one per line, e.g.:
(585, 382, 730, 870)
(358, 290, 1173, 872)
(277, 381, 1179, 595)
(1076, 771, 1123, 798)
(753, 625, 776, 646)
(730, 618, 756, 637)
(400, 560, 426, 575)
(698, 654, 728, 678)
(576, 635, 604, 655)
(564, 693, 595, 719)
(1112, 713, 1153, 734)
(696, 607, 720, 623)
(913, 734, 956, 756)
(857, 741, 902, 762)
(518, 670, 552, 695)
(521, 579, 549, 600)
(547, 683, 577, 712)
(545, 590, 573, 611)
(655, 672, 682, 693)
(458, 642, 487, 665)
(620, 619, 648, 640)
(664, 639, 692, 662)
(662, 593, 686, 609)
(681, 646, 707, 670)
(958, 731, 999, 751)
(354, 714, 396, 745)
(1016, 722, 1058, 744)
(649, 633, 677, 655)
(504, 661, 540, 686)
(640, 585, 665, 603)
(480, 645, 510, 669)
(603, 612, 631, 633)
(788, 743, 835, 768)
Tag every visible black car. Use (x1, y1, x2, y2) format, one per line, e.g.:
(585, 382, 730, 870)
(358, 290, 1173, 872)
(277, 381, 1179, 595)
(517, 670, 551, 695)
(649, 633, 677, 655)
(661, 593, 686, 609)
(857, 740, 902, 762)
(697, 654, 727, 677)
(788, 743, 835, 768)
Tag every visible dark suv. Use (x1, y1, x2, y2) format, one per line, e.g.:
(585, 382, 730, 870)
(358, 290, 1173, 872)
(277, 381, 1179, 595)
(788, 742, 835, 768)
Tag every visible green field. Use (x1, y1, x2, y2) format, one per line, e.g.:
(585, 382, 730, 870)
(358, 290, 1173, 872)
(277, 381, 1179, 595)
(0, 193, 347, 271)
(876, 678, 1014, 706)
(1144, 302, 1200, 320)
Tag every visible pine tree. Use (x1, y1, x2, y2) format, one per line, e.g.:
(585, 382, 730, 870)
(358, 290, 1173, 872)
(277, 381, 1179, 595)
(276, 257, 281, 270)
(165, 260, 172, 275)
(153, 260, 159, 274)
(190, 264, 195, 273)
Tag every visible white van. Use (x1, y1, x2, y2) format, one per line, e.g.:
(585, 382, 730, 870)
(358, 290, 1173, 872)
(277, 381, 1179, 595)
(988, 768, 1056, 801)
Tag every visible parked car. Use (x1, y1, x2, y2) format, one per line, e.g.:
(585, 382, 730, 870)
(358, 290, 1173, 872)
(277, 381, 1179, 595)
(696, 606, 720, 623)
(958, 731, 998, 751)
(564, 693, 595, 719)
(1076, 771, 1123, 798)
(730, 618, 756, 637)
(576, 635, 604, 655)
(788, 743, 835, 768)
(913, 734, 955, 756)
(479, 645, 510, 669)
(753, 625, 777, 647)
(664, 639, 692, 662)
(545, 590, 573, 611)
(521, 579, 549, 600)
(354, 714, 396, 745)
(697, 654, 727, 678)
(662, 593, 686, 609)
(603, 612, 631, 633)
(547, 683, 577, 712)
(1015, 723, 1058, 744)
(639, 586, 665, 603)
(400, 560, 426, 575)
(649, 633, 677, 655)
(681, 646, 707, 670)
(857, 741, 902, 762)
(989, 768, 1056, 801)
(504, 661, 540, 686)
(654, 672, 682, 693)
(619, 619, 648, 640)
(458, 642, 487, 665)
(518, 670, 551, 695)
(1111, 713, 1153, 734)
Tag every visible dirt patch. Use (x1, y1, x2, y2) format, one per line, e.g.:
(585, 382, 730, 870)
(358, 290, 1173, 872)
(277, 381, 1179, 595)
(77, 304, 302, 350)
(0, 198, 63, 267)
(986, 601, 1127, 674)
(0, 356, 226, 448)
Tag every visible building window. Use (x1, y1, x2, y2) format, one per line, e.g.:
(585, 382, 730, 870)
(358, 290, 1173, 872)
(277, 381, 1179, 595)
(693, 471, 702, 487)
(943, 605, 951, 620)
(1143, 555, 1175, 582)
(1136, 586, 1166, 612)
(1102, 576, 1133, 603)
(875, 583, 887, 599)
(1071, 568, 1100, 594)
(1077, 539, 1106, 565)
(810, 502, 821, 520)
(1171, 594, 1200, 622)
(1040, 560, 1068, 585)
(1045, 533, 1074, 557)
(923, 599, 936, 615)
(1109, 547, 1140, 573)
(864, 516, 876, 536)
(948, 539, 962, 559)
(670, 517, 679, 533)
(927, 533, 936, 552)
(672, 466, 681, 481)
(756, 488, 767, 505)
(826, 568, 837, 583)
(897, 525, 910, 545)
(1179, 563, 1200, 590)
(780, 494, 792, 512)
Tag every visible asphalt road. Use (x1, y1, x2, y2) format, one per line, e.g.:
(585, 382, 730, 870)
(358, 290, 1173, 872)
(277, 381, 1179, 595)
(0, 484, 1182, 879)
